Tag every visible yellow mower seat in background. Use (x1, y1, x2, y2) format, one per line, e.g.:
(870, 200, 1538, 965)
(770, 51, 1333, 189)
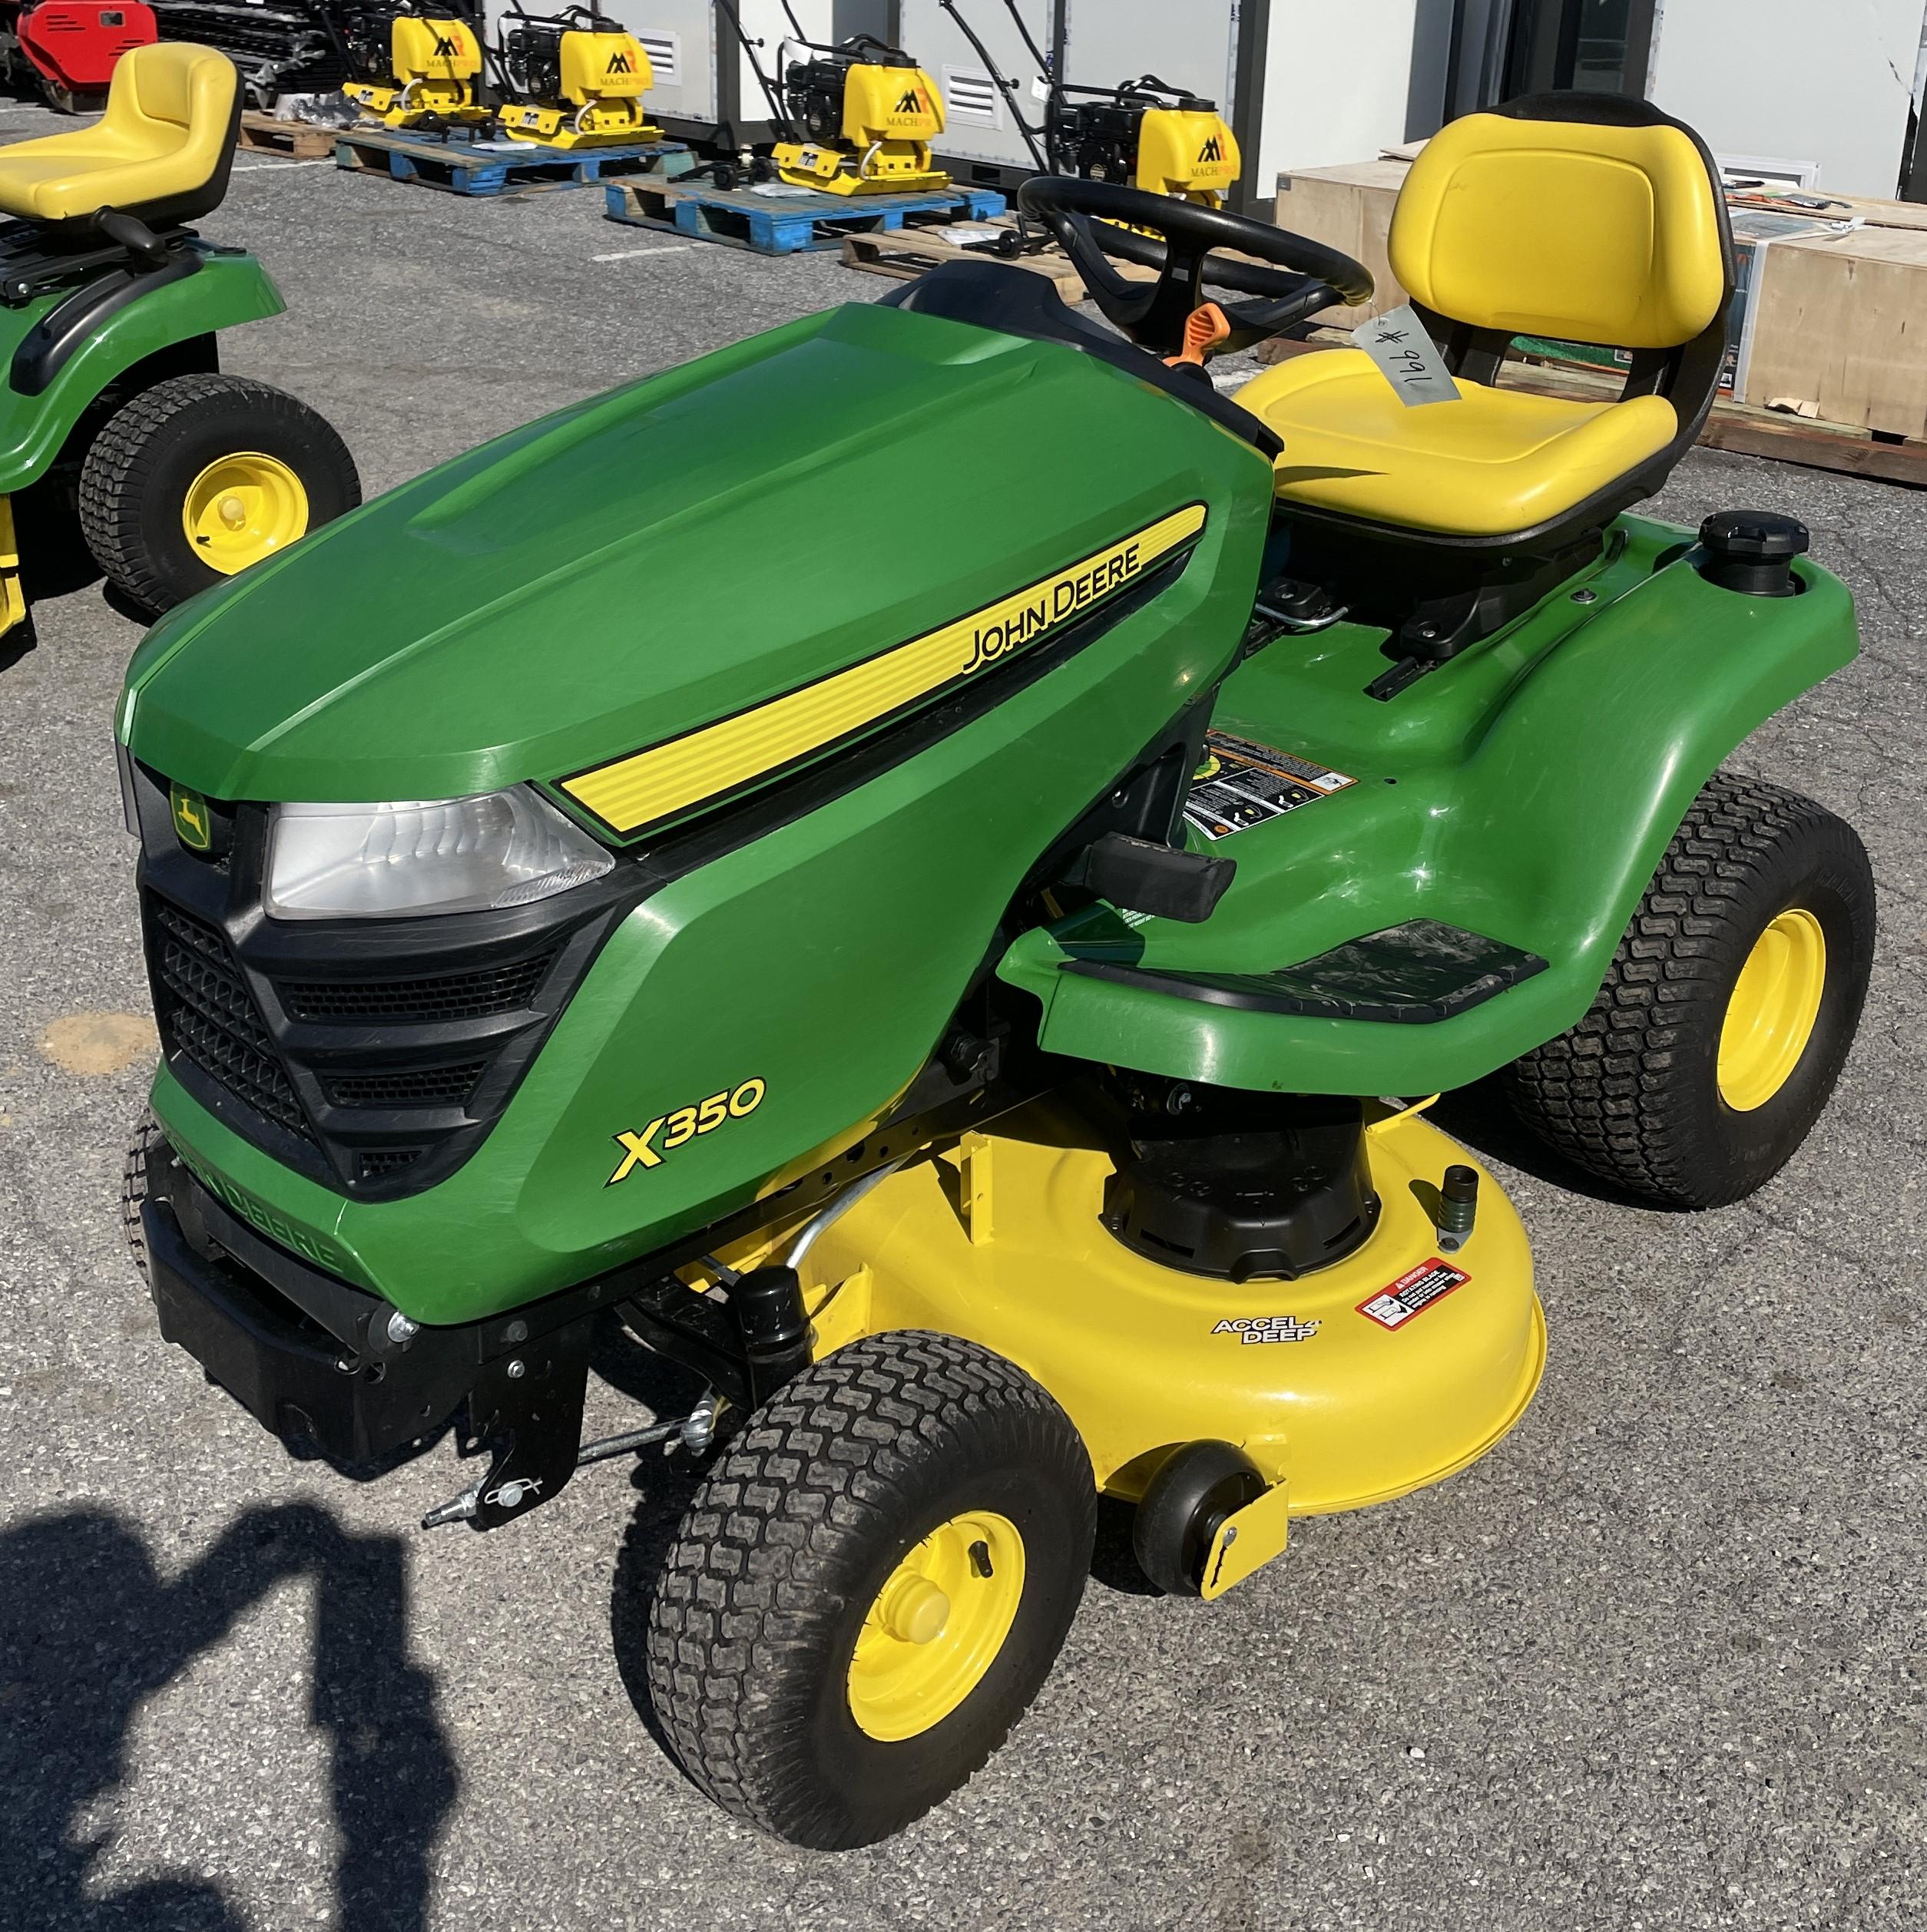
(1242, 97, 1730, 539)
(0, 43, 240, 227)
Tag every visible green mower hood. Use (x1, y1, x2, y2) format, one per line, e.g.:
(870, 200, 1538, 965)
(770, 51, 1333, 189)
(121, 299, 1273, 808)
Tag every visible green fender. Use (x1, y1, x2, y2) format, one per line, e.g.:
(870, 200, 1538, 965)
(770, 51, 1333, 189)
(998, 515, 1860, 1094)
(0, 250, 283, 493)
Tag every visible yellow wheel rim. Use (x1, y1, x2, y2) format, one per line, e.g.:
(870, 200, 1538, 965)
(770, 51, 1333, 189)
(1717, 908, 1827, 1112)
(846, 1510, 1024, 1742)
(181, 452, 309, 575)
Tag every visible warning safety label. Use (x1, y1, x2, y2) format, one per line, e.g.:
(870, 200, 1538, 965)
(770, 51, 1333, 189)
(1183, 729, 1357, 841)
(1357, 1258, 1469, 1331)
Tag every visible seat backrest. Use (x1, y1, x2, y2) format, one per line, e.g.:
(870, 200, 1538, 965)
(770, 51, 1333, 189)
(114, 40, 236, 137)
(100, 41, 240, 227)
(1390, 94, 1729, 350)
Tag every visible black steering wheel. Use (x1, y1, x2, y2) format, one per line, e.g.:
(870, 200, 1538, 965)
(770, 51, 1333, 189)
(1016, 176, 1374, 357)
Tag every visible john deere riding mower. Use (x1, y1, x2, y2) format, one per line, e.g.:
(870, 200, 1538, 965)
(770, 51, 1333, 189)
(121, 93, 1874, 1848)
(341, 1, 488, 134)
(493, 1, 656, 149)
(0, 41, 356, 643)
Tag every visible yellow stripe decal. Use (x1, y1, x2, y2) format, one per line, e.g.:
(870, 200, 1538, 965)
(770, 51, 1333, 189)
(561, 502, 1207, 836)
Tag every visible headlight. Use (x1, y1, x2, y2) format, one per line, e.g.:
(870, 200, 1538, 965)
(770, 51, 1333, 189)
(264, 789, 614, 921)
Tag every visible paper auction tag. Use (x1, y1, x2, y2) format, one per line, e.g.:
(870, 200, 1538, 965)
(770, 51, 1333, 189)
(1350, 304, 1461, 406)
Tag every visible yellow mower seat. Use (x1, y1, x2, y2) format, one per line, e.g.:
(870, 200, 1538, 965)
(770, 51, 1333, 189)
(1247, 98, 1730, 541)
(0, 43, 238, 227)
(1242, 349, 1677, 538)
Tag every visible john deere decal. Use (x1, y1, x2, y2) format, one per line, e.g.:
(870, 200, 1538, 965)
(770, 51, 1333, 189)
(560, 503, 1206, 837)
(170, 782, 212, 852)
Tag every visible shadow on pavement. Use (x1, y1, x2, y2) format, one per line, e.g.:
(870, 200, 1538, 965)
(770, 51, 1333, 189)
(0, 1502, 458, 1932)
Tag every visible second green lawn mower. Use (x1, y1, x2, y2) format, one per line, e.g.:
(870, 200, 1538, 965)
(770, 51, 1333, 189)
(119, 92, 1873, 1848)
(0, 40, 357, 650)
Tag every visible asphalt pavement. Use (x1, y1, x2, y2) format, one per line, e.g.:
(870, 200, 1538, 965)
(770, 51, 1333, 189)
(0, 114, 1922, 1932)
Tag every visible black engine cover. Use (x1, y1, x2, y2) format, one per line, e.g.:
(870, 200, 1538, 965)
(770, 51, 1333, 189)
(1101, 1087, 1379, 1282)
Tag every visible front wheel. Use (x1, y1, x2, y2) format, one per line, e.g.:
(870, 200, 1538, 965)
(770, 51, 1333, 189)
(645, 1332, 1095, 1848)
(1505, 772, 1875, 1209)
(79, 372, 361, 615)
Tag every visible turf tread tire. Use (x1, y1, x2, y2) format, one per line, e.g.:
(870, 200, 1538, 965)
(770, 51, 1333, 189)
(1505, 771, 1873, 1209)
(123, 1107, 162, 1279)
(644, 1331, 1094, 1848)
(78, 373, 359, 614)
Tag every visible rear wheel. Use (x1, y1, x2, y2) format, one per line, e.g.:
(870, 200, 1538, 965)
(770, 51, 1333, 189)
(645, 1332, 1094, 1848)
(79, 373, 360, 614)
(1506, 772, 1874, 1208)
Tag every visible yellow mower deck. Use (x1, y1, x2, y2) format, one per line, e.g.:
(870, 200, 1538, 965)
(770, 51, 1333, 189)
(714, 1105, 1544, 1599)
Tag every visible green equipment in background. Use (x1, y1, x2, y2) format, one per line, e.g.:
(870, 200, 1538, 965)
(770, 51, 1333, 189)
(0, 40, 356, 646)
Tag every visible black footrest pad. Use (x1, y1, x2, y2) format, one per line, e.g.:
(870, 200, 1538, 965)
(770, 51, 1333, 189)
(1063, 918, 1548, 1024)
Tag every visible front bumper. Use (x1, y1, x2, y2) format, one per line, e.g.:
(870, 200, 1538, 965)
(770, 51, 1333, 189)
(141, 1136, 598, 1526)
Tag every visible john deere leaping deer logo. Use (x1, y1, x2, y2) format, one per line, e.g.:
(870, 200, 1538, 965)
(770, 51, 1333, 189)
(1198, 133, 1224, 164)
(169, 783, 211, 852)
(607, 48, 635, 74)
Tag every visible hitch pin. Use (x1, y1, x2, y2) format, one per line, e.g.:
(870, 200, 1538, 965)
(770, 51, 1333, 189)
(420, 1480, 484, 1530)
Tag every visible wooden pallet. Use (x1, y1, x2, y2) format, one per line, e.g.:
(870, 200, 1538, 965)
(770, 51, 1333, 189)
(236, 111, 336, 160)
(1255, 333, 1927, 488)
(335, 129, 687, 198)
(839, 223, 1088, 300)
(604, 177, 1007, 256)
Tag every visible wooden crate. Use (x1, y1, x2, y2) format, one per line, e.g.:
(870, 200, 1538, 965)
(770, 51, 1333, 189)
(1273, 160, 1407, 326)
(236, 111, 336, 160)
(605, 177, 1007, 256)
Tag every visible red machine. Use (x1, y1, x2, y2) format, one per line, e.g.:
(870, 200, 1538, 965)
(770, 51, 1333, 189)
(0, 0, 157, 112)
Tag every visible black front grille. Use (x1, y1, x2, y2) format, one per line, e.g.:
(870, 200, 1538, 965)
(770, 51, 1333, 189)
(135, 758, 633, 1202)
(357, 1148, 425, 1179)
(282, 955, 555, 1024)
(326, 1063, 486, 1110)
(151, 902, 311, 1141)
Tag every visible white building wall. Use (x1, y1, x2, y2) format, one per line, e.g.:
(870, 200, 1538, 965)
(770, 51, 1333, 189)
(1248, 0, 1927, 199)
(1647, 0, 1923, 196)
(1256, 0, 1435, 183)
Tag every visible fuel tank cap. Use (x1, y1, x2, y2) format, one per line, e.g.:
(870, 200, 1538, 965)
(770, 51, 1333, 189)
(1697, 509, 1809, 597)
